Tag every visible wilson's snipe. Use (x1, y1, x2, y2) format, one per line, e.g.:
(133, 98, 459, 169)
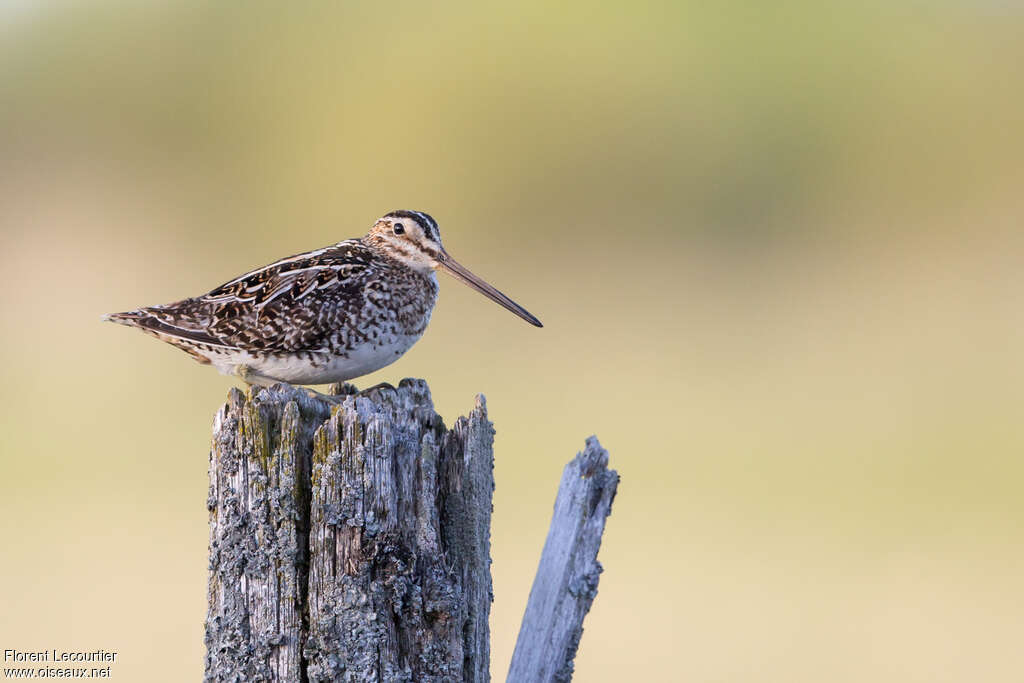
(105, 210, 541, 392)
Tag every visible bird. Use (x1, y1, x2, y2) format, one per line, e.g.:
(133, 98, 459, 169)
(104, 210, 541, 398)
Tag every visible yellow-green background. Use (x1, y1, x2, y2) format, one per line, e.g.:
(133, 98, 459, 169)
(2, 2, 1022, 681)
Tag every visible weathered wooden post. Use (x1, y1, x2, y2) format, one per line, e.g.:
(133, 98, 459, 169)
(204, 378, 616, 682)
(507, 437, 618, 682)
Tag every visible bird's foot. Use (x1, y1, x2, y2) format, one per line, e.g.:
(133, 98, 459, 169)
(237, 365, 346, 405)
(302, 382, 395, 405)
(357, 381, 397, 397)
(321, 381, 397, 403)
(302, 387, 346, 405)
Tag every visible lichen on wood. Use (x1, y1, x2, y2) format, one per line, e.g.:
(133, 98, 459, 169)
(205, 379, 494, 683)
(206, 385, 330, 682)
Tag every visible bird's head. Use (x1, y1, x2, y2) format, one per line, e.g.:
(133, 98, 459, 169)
(367, 210, 445, 272)
(366, 210, 542, 327)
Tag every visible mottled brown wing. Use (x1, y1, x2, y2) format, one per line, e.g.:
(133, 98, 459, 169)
(196, 241, 378, 352)
(116, 241, 378, 354)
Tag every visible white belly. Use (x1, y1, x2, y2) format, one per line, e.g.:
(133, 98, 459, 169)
(210, 335, 421, 385)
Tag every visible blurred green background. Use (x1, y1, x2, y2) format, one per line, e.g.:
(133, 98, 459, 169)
(2, 1, 1023, 681)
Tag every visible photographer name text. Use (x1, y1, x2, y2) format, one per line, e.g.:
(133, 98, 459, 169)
(4, 651, 117, 664)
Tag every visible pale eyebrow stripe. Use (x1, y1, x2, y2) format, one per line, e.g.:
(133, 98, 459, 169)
(411, 211, 438, 239)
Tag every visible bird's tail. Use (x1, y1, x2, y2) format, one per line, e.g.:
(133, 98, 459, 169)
(101, 310, 146, 326)
(101, 307, 220, 365)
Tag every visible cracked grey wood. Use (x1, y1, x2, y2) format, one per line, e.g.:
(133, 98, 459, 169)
(206, 384, 330, 682)
(507, 436, 620, 683)
(205, 379, 617, 683)
(206, 379, 493, 682)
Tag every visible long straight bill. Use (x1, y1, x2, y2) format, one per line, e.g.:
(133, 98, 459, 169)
(438, 253, 543, 327)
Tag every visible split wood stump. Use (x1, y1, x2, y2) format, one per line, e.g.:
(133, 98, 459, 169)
(205, 379, 617, 682)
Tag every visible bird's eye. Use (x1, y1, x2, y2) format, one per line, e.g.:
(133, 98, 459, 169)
(393, 222, 405, 235)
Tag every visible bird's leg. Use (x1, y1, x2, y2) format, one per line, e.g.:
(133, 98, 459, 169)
(236, 365, 345, 405)
(236, 364, 278, 388)
(327, 382, 359, 397)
